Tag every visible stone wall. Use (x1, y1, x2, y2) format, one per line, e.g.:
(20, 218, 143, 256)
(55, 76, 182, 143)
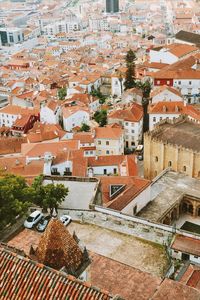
(144, 132, 200, 180)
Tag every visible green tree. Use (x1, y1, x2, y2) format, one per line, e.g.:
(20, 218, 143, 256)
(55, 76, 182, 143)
(94, 110, 107, 127)
(32, 175, 68, 214)
(80, 123, 90, 132)
(0, 174, 31, 230)
(58, 87, 67, 100)
(124, 49, 136, 90)
(90, 88, 106, 104)
(136, 79, 152, 99)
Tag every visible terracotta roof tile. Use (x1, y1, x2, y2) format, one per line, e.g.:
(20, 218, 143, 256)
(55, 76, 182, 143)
(100, 176, 150, 210)
(152, 278, 200, 300)
(90, 252, 162, 300)
(171, 235, 200, 257)
(109, 103, 143, 123)
(0, 245, 113, 300)
(95, 125, 123, 139)
(150, 85, 182, 98)
(36, 218, 84, 272)
(73, 132, 94, 144)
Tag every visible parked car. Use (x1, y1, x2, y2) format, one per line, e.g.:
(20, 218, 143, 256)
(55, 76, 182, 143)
(59, 215, 72, 226)
(36, 215, 51, 232)
(24, 210, 43, 229)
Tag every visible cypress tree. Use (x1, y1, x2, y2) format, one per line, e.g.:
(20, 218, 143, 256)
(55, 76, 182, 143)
(124, 49, 136, 90)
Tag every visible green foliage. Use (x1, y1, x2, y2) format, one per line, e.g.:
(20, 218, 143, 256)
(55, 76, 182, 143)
(124, 49, 136, 90)
(136, 79, 152, 98)
(32, 175, 68, 213)
(0, 173, 69, 230)
(90, 88, 106, 104)
(0, 174, 31, 230)
(94, 110, 107, 127)
(79, 123, 90, 132)
(58, 87, 67, 100)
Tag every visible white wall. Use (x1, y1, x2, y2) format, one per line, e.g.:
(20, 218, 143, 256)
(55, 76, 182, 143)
(0, 112, 18, 127)
(124, 119, 143, 147)
(40, 107, 57, 124)
(90, 165, 119, 176)
(152, 90, 183, 103)
(150, 49, 177, 64)
(122, 185, 151, 215)
(111, 76, 125, 97)
(149, 113, 180, 131)
(171, 249, 200, 264)
(63, 110, 89, 131)
(95, 136, 124, 156)
(52, 161, 72, 175)
(173, 79, 200, 103)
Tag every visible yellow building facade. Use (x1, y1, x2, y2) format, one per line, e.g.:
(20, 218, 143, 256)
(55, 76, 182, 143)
(144, 118, 200, 180)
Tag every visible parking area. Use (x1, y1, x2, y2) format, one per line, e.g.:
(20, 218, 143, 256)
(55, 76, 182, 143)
(8, 220, 168, 277)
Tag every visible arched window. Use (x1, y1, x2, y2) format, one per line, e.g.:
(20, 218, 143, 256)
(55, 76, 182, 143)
(168, 161, 172, 167)
(183, 166, 186, 172)
(155, 156, 158, 162)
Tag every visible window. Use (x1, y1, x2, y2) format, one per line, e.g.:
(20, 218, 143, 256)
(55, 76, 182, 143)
(189, 81, 192, 85)
(125, 122, 128, 126)
(106, 150, 109, 154)
(174, 250, 178, 253)
(168, 161, 172, 167)
(178, 81, 181, 85)
(90, 151, 93, 154)
(153, 117, 156, 122)
(98, 141, 101, 145)
(106, 141, 109, 145)
(113, 168, 117, 174)
(160, 117, 162, 121)
(183, 166, 186, 172)
(104, 169, 107, 175)
(133, 206, 137, 215)
(155, 156, 158, 162)
(131, 130, 135, 133)
(85, 151, 88, 155)
(194, 256, 199, 259)
(9, 35, 14, 43)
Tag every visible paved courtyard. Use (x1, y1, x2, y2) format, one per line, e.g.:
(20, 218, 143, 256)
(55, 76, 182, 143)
(8, 221, 168, 277)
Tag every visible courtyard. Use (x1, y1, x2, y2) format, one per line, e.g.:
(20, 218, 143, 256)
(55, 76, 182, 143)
(7, 221, 168, 277)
